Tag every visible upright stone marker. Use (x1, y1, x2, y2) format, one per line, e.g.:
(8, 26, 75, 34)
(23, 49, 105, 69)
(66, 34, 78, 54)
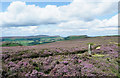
(88, 44, 92, 55)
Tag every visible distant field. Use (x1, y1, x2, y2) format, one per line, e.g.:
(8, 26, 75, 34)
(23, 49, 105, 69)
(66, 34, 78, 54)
(1, 36, 119, 77)
(1, 36, 64, 46)
(0, 35, 87, 47)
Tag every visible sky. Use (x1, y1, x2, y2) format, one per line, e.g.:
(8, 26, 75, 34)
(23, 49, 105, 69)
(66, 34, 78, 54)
(0, 0, 119, 37)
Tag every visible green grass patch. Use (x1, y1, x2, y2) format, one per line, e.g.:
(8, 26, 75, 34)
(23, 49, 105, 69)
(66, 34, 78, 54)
(87, 43, 94, 45)
(92, 54, 105, 57)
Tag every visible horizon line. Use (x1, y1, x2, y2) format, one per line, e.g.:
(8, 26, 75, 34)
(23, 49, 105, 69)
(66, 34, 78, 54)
(0, 34, 119, 38)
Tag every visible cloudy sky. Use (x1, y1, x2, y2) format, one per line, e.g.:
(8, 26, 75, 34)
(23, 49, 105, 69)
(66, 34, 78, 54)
(0, 0, 119, 37)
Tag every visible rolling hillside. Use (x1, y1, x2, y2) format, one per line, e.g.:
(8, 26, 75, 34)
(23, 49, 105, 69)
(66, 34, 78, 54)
(1, 36, 119, 77)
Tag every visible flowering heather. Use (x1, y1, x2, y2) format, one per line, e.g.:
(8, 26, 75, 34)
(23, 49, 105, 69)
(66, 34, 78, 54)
(62, 61, 69, 65)
(1, 36, 119, 77)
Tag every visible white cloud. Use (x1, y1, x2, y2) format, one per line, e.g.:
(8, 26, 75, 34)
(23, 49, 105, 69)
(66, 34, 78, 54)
(0, 0, 118, 27)
(0, 1, 61, 27)
(57, 14, 118, 30)
(59, 0, 118, 21)
(104, 14, 118, 26)
(0, 0, 118, 36)
(1, 26, 39, 36)
(58, 20, 88, 29)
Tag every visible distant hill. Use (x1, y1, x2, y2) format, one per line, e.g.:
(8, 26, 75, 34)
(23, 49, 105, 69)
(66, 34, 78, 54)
(1, 35, 60, 39)
(64, 35, 88, 40)
(95, 35, 120, 37)
(0, 35, 64, 46)
(1, 35, 119, 47)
